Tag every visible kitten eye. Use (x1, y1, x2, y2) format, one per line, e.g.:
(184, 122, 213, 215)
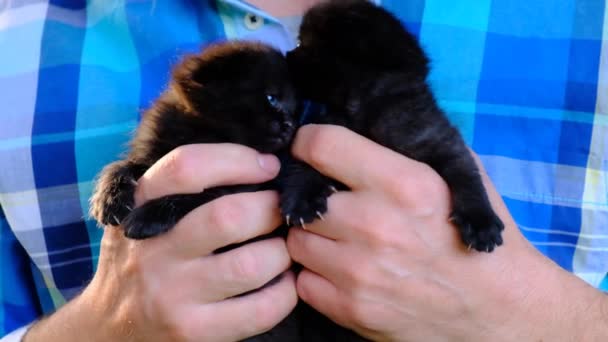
(296, 39, 301, 48)
(266, 94, 280, 108)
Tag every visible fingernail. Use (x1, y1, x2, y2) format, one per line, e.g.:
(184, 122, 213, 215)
(257, 154, 280, 173)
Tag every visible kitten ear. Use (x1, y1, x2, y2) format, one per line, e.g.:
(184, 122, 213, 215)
(171, 55, 207, 112)
(173, 55, 205, 93)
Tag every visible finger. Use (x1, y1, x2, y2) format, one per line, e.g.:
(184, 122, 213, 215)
(134, 143, 280, 205)
(166, 191, 282, 257)
(296, 269, 351, 328)
(197, 238, 292, 301)
(294, 191, 408, 244)
(292, 125, 436, 191)
(194, 271, 298, 341)
(287, 228, 358, 285)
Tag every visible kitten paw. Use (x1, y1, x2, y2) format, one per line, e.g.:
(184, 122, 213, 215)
(450, 209, 504, 253)
(281, 184, 337, 227)
(96, 200, 134, 227)
(122, 199, 177, 239)
(90, 164, 138, 228)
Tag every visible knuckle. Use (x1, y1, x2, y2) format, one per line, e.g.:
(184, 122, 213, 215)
(346, 262, 372, 294)
(163, 311, 194, 342)
(162, 146, 194, 188)
(146, 293, 180, 331)
(352, 207, 378, 234)
(389, 170, 417, 201)
(419, 170, 448, 199)
(208, 197, 244, 234)
(343, 299, 370, 326)
(356, 305, 385, 332)
(253, 298, 281, 333)
(367, 227, 399, 251)
(352, 208, 401, 250)
(230, 248, 258, 281)
(122, 241, 146, 279)
(305, 126, 344, 167)
(286, 231, 306, 264)
(392, 165, 447, 214)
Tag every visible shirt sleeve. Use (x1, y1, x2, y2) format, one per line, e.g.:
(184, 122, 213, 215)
(0, 206, 41, 338)
(0, 325, 31, 342)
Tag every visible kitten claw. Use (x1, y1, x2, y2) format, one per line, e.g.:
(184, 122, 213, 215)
(467, 244, 473, 251)
(113, 215, 121, 226)
(329, 186, 338, 194)
(316, 211, 325, 221)
(286, 215, 291, 226)
(299, 218, 306, 230)
(129, 178, 138, 187)
(125, 205, 133, 212)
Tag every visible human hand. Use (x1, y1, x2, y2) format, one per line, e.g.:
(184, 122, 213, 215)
(287, 125, 608, 341)
(25, 144, 297, 342)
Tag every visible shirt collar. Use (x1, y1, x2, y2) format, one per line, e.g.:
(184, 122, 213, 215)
(216, 0, 383, 23)
(217, 0, 281, 24)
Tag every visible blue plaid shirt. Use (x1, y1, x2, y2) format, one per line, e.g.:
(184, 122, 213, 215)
(1, 0, 607, 338)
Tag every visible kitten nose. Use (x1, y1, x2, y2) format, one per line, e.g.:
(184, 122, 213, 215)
(270, 120, 281, 134)
(282, 120, 294, 132)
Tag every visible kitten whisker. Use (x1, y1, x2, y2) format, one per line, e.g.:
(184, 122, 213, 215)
(316, 211, 325, 221)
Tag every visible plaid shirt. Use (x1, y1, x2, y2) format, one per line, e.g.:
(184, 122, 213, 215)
(1, 0, 607, 338)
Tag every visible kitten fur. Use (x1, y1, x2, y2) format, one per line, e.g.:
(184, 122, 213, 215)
(255, 1, 505, 339)
(90, 41, 297, 239)
(89, 40, 360, 341)
(281, 0, 504, 253)
(90, 0, 505, 340)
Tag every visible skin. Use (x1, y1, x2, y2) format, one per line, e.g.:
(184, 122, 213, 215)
(247, 0, 323, 16)
(287, 125, 608, 341)
(21, 1, 607, 341)
(25, 145, 298, 342)
(22, 129, 608, 342)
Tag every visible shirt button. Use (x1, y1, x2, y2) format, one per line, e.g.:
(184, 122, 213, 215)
(244, 13, 264, 30)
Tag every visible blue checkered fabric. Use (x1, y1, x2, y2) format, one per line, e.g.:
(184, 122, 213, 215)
(0, 0, 607, 338)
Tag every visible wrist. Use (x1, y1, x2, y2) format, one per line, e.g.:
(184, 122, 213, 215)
(516, 254, 608, 341)
(22, 293, 110, 342)
(24, 282, 133, 342)
(474, 242, 606, 342)
(578, 286, 608, 341)
(24, 233, 132, 341)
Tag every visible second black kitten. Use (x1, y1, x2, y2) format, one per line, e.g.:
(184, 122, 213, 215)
(282, 0, 504, 252)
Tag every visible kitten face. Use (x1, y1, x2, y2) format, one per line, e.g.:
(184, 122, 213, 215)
(173, 42, 297, 153)
(287, 0, 428, 102)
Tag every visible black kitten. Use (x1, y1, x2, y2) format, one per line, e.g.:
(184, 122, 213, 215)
(90, 41, 297, 239)
(90, 40, 363, 342)
(282, 0, 504, 252)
